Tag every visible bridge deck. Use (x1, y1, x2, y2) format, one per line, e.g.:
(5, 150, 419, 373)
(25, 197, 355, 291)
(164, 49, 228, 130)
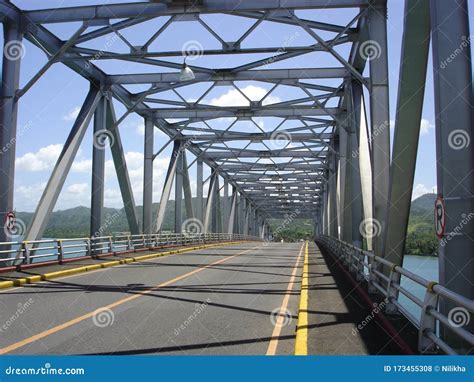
(0, 242, 406, 355)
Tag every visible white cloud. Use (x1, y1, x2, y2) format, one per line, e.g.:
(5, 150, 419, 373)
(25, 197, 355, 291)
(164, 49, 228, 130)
(209, 85, 280, 107)
(420, 118, 434, 135)
(71, 159, 91, 173)
(412, 184, 437, 200)
(16, 144, 63, 171)
(63, 106, 81, 122)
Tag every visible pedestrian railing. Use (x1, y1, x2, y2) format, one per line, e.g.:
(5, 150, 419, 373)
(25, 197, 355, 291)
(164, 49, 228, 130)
(316, 235, 473, 355)
(0, 233, 260, 267)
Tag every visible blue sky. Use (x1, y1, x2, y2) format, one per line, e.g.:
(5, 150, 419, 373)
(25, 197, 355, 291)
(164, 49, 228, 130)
(5, 0, 468, 212)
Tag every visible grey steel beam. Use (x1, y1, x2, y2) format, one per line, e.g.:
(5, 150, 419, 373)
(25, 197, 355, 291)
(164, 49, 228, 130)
(143, 117, 154, 234)
(182, 151, 194, 221)
(222, 179, 229, 233)
(431, 0, 474, 352)
(328, 152, 338, 237)
(228, 187, 237, 234)
(23, 86, 101, 243)
(0, 21, 22, 244)
(203, 149, 326, 159)
(25, 1, 369, 24)
(196, 159, 204, 222)
(220, 163, 326, 171)
(106, 68, 348, 84)
(106, 99, 140, 235)
(156, 141, 180, 232)
(153, 106, 340, 119)
(384, 0, 430, 273)
(90, 95, 106, 239)
(175, 147, 183, 233)
(204, 171, 218, 233)
(175, 132, 333, 142)
(349, 81, 364, 248)
(367, 0, 390, 258)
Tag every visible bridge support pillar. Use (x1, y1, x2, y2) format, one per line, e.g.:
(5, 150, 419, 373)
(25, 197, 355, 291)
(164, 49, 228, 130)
(431, 0, 474, 352)
(90, 95, 107, 241)
(328, 152, 338, 238)
(196, 159, 203, 223)
(142, 117, 154, 234)
(0, 21, 23, 244)
(227, 187, 237, 234)
(384, 0, 430, 284)
(223, 179, 229, 233)
(368, 0, 390, 258)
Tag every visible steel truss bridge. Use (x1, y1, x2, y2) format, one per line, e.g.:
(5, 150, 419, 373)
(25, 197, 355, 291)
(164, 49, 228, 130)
(0, 0, 472, 356)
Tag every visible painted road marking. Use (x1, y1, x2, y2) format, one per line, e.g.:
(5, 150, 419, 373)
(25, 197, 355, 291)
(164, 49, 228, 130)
(266, 242, 304, 356)
(294, 241, 309, 355)
(0, 244, 261, 354)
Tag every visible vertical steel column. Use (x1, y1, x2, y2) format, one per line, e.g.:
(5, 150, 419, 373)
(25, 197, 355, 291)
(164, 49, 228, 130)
(196, 158, 203, 223)
(23, 86, 101, 244)
(368, 0, 390, 257)
(339, 111, 353, 243)
(328, 152, 338, 237)
(204, 171, 217, 233)
(156, 141, 180, 231)
(174, 147, 183, 233)
(239, 194, 245, 234)
(350, 81, 364, 248)
(90, 95, 106, 239)
(142, 117, 154, 234)
(384, 0, 430, 273)
(0, 22, 22, 244)
(222, 179, 229, 233)
(243, 200, 250, 235)
(431, 0, 474, 352)
(181, 152, 194, 220)
(228, 187, 237, 234)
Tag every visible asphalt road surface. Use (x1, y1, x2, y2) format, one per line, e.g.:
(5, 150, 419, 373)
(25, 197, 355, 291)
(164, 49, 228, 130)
(0, 242, 304, 355)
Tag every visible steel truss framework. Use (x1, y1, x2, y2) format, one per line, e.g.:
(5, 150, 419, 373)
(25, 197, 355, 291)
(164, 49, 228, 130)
(0, 0, 473, 351)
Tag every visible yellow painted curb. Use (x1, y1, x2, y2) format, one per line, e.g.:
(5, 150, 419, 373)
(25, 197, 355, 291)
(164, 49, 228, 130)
(295, 240, 309, 355)
(0, 241, 246, 290)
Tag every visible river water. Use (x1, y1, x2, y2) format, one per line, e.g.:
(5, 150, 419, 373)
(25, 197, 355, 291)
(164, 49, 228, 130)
(399, 255, 438, 323)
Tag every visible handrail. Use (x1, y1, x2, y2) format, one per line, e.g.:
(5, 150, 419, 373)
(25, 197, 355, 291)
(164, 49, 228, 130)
(315, 235, 473, 355)
(0, 233, 261, 267)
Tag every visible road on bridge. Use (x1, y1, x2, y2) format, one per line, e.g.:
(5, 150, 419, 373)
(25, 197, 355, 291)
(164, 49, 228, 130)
(0, 242, 304, 355)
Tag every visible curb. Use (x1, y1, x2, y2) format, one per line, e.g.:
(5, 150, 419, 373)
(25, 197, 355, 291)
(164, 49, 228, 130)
(0, 241, 246, 291)
(294, 240, 309, 355)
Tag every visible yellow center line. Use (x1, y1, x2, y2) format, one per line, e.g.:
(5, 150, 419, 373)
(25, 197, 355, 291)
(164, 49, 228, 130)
(266, 242, 304, 356)
(0, 244, 261, 355)
(294, 241, 309, 355)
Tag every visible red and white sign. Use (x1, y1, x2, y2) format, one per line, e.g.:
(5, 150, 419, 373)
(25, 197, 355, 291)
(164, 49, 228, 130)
(434, 196, 446, 239)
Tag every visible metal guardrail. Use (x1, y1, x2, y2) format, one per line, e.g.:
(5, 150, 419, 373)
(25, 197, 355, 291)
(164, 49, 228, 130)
(0, 233, 260, 267)
(316, 235, 474, 355)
